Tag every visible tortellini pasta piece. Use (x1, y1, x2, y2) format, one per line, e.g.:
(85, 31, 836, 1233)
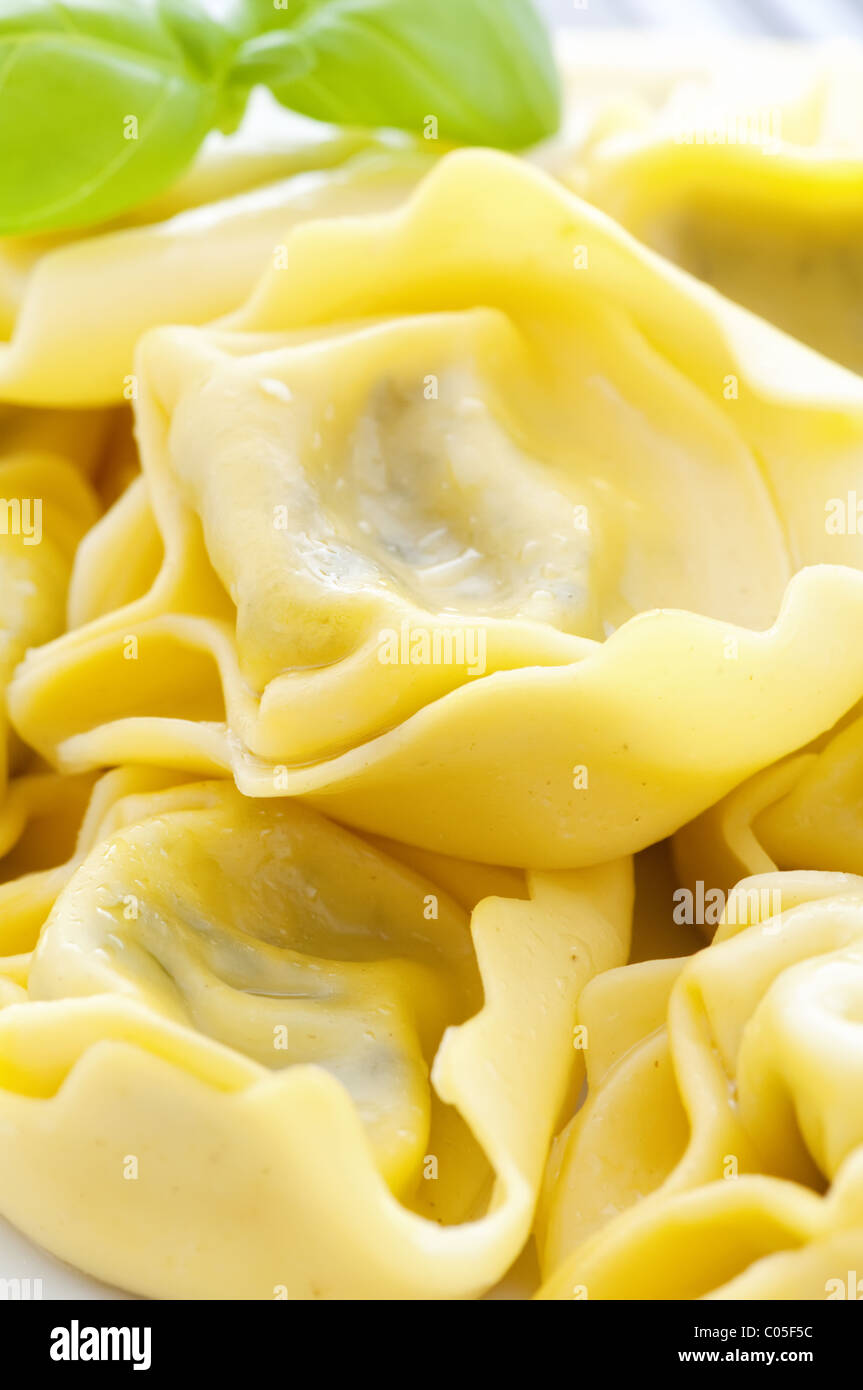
(674, 703, 863, 897)
(0, 125, 429, 407)
(537, 869, 863, 1299)
(552, 32, 863, 374)
(0, 410, 104, 798)
(0, 765, 190, 1004)
(11, 149, 863, 867)
(0, 776, 631, 1299)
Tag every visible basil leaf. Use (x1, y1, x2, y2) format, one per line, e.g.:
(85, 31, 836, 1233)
(0, 0, 234, 236)
(232, 0, 560, 150)
(0, 0, 560, 239)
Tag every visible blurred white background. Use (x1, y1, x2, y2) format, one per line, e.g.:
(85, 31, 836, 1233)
(538, 0, 863, 37)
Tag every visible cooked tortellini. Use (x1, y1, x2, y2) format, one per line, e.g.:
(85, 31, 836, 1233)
(0, 772, 631, 1298)
(10, 150, 863, 868)
(537, 870, 863, 1299)
(3, 31, 863, 1304)
(552, 32, 863, 374)
(0, 118, 429, 408)
(0, 410, 105, 799)
(0, 765, 181, 1004)
(674, 708, 863, 894)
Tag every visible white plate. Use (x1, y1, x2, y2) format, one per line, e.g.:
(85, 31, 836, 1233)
(0, 1217, 131, 1302)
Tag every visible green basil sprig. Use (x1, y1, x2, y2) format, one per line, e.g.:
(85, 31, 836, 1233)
(0, 0, 560, 238)
(229, 0, 561, 149)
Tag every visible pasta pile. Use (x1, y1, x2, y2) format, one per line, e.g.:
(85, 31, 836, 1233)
(1, 34, 863, 1299)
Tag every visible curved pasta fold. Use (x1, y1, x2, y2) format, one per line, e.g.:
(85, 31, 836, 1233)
(0, 775, 630, 1298)
(9, 149, 863, 865)
(0, 410, 104, 799)
(4, 34, 863, 1304)
(552, 32, 863, 374)
(673, 700, 863, 900)
(0, 126, 429, 408)
(537, 869, 863, 1299)
(0, 766, 193, 1003)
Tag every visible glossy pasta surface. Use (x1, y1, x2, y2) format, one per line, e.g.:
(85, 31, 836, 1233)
(1, 27, 863, 1302)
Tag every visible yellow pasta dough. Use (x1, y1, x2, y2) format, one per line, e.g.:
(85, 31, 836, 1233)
(0, 410, 104, 801)
(0, 773, 631, 1298)
(552, 32, 863, 374)
(537, 870, 863, 1299)
(3, 29, 863, 1305)
(674, 707, 863, 893)
(9, 149, 863, 868)
(0, 127, 430, 407)
(0, 766, 181, 1002)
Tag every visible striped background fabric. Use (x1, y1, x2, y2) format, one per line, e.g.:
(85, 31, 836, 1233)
(538, 0, 863, 37)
